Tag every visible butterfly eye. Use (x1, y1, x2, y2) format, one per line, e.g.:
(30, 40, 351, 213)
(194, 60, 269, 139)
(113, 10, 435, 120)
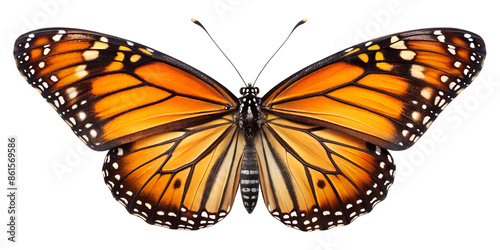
(240, 87, 246, 95)
(254, 88, 259, 95)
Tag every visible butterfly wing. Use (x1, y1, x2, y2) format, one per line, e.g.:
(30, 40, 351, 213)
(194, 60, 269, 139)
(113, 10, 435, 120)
(103, 114, 244, 230)
(262, 28, 486, 150)
(258, 28, 485, 231)
(256, 113, 395, 231)
(14, 28, 238, 151)
(14, 28, 244, 229)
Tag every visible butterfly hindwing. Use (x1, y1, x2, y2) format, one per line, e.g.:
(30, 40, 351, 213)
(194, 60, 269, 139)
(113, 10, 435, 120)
(103, 114, 244, 230)
(256, 113, 395, 231)
(262, 28, 486, 150)
(14, 28, 238, 151)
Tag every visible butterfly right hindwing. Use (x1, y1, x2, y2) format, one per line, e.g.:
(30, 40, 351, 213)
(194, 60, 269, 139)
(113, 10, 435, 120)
(256, 113, 395, 231)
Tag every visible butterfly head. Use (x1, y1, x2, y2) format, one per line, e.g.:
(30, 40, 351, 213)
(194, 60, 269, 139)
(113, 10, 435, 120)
(240, 84, 259, 97)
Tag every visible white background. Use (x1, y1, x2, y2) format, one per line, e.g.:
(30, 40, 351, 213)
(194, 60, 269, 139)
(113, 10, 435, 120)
(1, 0, 499, 249)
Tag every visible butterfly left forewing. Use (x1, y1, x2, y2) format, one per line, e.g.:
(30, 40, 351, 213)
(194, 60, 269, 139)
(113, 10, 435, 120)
(14, 28, 238, 151)
(103, 114, 244, 230)
(256, 113, 395, 231)
(262, 28, 486, 150)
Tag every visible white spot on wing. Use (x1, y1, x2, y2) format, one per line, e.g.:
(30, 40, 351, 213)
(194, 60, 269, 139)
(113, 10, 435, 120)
(83, 50, 99, 60)
(52, 34, 63, 41)
(66, 87, 78, 99)
(420, 88, 432, 99)
(440, 75, 449, 83)
(412, 111, 421, 120)
(411, 65, 425, 80)
(78, 112, 86, 120)
(58, 96, 65, 105)
(400, 50, 416, 60)
(74, 65, 88, 79)
(390, 40, 407, 50)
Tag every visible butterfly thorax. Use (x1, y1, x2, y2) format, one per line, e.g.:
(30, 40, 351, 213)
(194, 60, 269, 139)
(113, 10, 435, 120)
(238, 86, 262, 142)
(238, 85, 262, 214)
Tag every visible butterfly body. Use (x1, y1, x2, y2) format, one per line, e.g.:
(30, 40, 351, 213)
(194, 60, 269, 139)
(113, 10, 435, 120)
(238, 85, 262, 213)
(14, 26, 485, 231)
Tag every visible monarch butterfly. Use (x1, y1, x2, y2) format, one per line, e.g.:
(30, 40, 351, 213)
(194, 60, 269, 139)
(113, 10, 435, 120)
(13, 19, 485, 231)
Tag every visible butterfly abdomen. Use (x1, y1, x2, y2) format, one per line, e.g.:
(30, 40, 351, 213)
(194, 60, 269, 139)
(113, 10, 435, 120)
(240, 141, 260, 213)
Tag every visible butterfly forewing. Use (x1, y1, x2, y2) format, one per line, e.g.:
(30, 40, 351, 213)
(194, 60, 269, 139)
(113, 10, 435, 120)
(262, 28, 486, 150)
(14, 28, 238, 151)
(256, 113, 395, 231)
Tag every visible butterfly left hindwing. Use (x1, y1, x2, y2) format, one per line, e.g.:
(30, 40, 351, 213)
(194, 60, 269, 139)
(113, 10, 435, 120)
(103, 114, 244, 230)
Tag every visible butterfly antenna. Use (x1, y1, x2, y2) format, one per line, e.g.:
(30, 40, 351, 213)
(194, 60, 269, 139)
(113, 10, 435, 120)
(253, 19, 307, 85)
(192, 18, 247, 85)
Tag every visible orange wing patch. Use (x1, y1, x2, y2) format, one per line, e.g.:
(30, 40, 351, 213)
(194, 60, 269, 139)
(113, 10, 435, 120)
(266, 94, 399, 145)
(134, 61, 233, 105)
(265, 62, 364, 104)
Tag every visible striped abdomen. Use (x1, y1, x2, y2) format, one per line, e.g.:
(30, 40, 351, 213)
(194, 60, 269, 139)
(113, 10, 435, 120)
(240, 141, 260, 213)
